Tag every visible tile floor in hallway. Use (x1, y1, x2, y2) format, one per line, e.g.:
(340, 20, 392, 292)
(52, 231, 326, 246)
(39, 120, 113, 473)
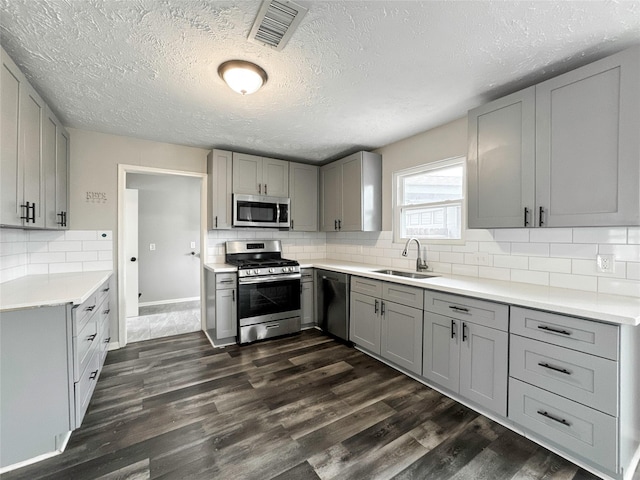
(126, 300, 201, 342)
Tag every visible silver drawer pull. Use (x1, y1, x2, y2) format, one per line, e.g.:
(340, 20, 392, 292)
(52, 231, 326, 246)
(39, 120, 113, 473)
(219, 279, 234, 284)
(265, 324, 280, 329)
(538, 362, 571, 375)
(537, 410, 571, 427)
(449, 305, 469, 313)
(537, 325, 571, 336)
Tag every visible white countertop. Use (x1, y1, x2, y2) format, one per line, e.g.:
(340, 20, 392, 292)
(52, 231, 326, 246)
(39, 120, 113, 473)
(0, 271, 113, 312)
(205, 259, 640, 326)
(204, 263, 236, 273)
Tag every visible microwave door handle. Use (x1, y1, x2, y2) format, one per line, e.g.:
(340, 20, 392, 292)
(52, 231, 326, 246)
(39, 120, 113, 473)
(276, 203, 280, 224)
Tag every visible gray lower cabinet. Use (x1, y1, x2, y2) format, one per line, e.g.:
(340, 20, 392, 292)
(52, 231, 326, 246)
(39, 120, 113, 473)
(423, 291, 508, 417)
(300, 268, 314, 328)
(350, 277, 422, 375)
(0, 276, 112, 469)
(205, 269, 237, 344)
(507, 306, 640, 479)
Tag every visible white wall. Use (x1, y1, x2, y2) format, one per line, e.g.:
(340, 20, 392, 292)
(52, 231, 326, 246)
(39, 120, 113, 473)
(127, 174, 201, 304)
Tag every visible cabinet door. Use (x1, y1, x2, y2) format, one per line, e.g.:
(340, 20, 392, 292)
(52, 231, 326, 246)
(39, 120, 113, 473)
(1, 49, 22, 226)
(536, 47, 640, 227)
(232, 152, 261, 194)
(289, 162, 318, 231)
(262, 157, 289, 197)
(320, 162, 342, 231)
(56, 127, 69, 229)
(301, 281, 314, 327)
(20, 81, 45, 228)
(340, 153, 363, 231)
(459, 322, 508, 416)
(381, 301, 423, 375)
(467, 87, 536, 228)
(208, 149, 233, 229)
(215, 288, 237, 339)
(43, 108, 63, 229)
(349, 292, 381, 354)
(423, 313, 459, 392)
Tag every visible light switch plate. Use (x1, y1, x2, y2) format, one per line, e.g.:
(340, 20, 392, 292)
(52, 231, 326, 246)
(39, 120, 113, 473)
(190, 241, 196, 249)
(150, 243, 156, 251)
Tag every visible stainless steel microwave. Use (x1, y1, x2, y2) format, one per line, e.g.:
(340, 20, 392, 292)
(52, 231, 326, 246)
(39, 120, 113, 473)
(232, 194, 290, 228)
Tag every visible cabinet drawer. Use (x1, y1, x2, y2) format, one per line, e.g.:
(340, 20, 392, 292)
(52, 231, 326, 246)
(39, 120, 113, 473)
(424, 291, 508, 331)
(74, 350, 101, 428)
(382, 282, 423, 310)
(74, 317, 99, 382)
(511, 307, 618, 360)
(351, 276, 383, 297)
(96, 280, 111, 307)
(510, 335, 618, 416)
(73, 293, 98, 335)
(216, 273, 237, 288)
(509, 378, 617, 473)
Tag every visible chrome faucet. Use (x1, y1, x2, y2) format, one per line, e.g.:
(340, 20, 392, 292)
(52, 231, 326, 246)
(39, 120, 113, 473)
(402, 237, 428, 272)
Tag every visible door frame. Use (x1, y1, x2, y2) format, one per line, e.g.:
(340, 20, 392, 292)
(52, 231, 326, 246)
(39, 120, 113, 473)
(117, 164, 207, 348)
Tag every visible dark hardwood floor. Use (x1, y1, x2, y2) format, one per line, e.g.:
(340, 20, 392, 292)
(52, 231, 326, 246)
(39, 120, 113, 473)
(1, 329, 631, 480)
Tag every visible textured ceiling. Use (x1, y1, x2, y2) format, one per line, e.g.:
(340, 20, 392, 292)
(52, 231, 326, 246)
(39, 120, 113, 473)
(1, 0, 639, 163)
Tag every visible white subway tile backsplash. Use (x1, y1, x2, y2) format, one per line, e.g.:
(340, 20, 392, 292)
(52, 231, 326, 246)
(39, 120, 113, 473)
(48, 241, 83, 252)
(50, 263, 83, 274)
(478, 266, 511, 281)
(29, 252, 66, 264)
(511, 242, 550, 257)
(550, 243, 598, 259)
(26, 264, 48, 275)
(478, 241, 510, 254)
(494, 255, 528, 270)
(494, 229, 530, 242)
(27, 242, 48, 253)
(511, 269, 549, 286)
(28, 230, 64, 242)
(83, 261, 112, 272)
(549, 273, 597, 292)
(598, 277, 640, 297)
(572, 259, 627, 279)
(67, 251, 99, 262)
(598, 244, 640, 263)
(464, 229, 495, 242)
(573, 227, 627, 244)
(439, 252, 464, 264)
(82, 240, 112, 251)
(529, 228, 573, 243)
(628, 228, 640, 244)
(452, 264, 479, 277)
(64, 230, 98, 241)
(627, 263, 640, 280)
(529, 257, 571, 274)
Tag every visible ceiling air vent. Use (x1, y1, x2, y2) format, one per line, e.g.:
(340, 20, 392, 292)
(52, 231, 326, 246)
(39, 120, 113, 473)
(248, 0, 308, 51)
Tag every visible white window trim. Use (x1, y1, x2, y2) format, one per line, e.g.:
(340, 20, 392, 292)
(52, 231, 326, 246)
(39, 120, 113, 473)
(392, 156, 466, 245)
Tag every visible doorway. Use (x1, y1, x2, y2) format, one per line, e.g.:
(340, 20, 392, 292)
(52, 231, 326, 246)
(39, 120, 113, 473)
(117, 165, 207, 348)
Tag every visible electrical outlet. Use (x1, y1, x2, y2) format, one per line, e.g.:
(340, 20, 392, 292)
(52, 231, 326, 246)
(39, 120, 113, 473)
(476, 252, 490, 266)
(596, 254, 615, 273)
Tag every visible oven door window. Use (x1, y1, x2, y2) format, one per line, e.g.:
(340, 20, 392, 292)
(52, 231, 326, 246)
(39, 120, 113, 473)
(238, 278, 301, 319)
(237, 201, 278, 223)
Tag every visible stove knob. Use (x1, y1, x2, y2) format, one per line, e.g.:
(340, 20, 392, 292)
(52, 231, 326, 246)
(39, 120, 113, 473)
(253, 269, 259, 275)
(269, 268, 275, 273)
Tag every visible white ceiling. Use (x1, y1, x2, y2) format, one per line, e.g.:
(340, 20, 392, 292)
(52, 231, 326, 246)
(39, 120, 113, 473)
(1, 1, 639, 163)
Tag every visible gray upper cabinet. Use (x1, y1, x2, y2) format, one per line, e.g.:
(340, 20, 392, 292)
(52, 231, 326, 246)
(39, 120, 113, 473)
(467, 87, 535, 228)
(320, 151, 382, 232)
(232, 152, 289, 197)
(289, 162, 318, 231)
(536, 47, 640, 227)
(207, 149, 233, 230)
(43, 106, 69, 229)
(468, 46, 640, 228)
(1, 47, 45, 228)
(1, 46, 70, 230)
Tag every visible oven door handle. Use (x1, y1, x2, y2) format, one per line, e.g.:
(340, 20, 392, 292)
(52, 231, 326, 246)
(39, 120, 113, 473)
(239, 274, 301, 284)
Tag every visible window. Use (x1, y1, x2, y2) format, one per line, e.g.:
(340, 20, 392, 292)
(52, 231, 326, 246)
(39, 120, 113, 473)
(393, 157, 465, 243)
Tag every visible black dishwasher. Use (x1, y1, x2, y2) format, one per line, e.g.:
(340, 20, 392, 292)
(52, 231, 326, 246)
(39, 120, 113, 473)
(315, 269, 350, 343)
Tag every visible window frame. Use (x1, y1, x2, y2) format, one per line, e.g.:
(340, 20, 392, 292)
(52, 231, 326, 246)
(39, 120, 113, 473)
(392, 156, 466, 245)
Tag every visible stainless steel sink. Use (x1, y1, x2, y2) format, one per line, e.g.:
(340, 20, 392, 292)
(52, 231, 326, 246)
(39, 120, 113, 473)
(373, 269, 439, 279)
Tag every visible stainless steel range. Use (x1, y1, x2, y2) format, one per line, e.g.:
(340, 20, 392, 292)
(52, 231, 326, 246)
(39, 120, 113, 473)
(225, 240, 301, 344)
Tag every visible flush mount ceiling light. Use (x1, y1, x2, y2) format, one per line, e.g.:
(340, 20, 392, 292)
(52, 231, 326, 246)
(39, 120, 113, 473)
(218, 60, 268, 95)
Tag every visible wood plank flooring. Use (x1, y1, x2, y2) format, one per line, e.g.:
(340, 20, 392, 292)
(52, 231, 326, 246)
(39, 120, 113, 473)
(1, 329, 633, 480)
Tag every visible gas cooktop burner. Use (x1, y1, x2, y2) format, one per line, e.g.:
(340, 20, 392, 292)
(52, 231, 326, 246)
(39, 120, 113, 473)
(225, 240, 300, 279)
(229, 258, 299, 269)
